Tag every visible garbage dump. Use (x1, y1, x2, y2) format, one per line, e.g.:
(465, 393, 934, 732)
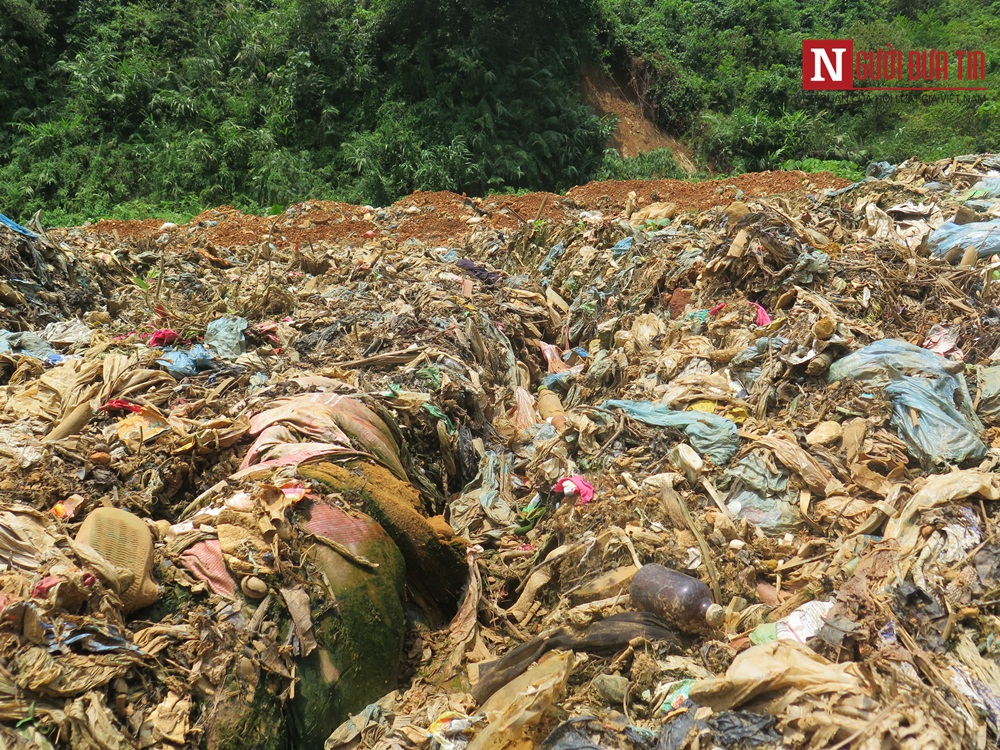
(4, 157, 1000, 749)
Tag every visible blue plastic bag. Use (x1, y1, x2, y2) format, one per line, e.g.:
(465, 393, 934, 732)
(0, 330, 57, 359)
(828, 339, 968, 388)
(157, 350, 198, 378)
(0, 211, 38, 238)
(886, 377, 987, 466)
(966, 177, 1000, 201)
(925, 219, 1000, 260)
(188, 343, 215, 368)
(539, 243, 568, 275)
(866, 161, 897, 180)
(829, 339, 984, 466)
(611, 236, 633, 259)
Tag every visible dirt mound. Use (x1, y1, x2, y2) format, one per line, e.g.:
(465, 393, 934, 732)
(62, 171, 852, 252)
(566, 170, 849, 213)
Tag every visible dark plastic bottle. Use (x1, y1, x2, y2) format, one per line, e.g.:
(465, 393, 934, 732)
(630, 563, 724, 634)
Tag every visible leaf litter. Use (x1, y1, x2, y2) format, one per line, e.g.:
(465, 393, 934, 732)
(2, 158, 1000, 748)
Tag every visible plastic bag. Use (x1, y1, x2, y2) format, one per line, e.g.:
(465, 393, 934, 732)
(723, 453, 803, 534)
(204, 315, 249, 359)
(749, 601, 835, 645)
(611, 236, 634, 259)
(966, 177, 1000, 200)
(469, 651, 573, 750)
(603, 400, 739, 465)
(791, 250, 830, 283)
(689, 640, 864, 712)
(829, 339, 984, 466)
(730, 336, 788, 367)
(539, 243, 568, 275)
(0, 210, 38, 238)
(866, 161, 896, 180)
(886, 376, 987, 466)
(828, 339, 966, 386)
(539, 718, 657, 750)
(980, 365, 1000, 424)
(157, 350, 197, 377)
(156, 344, 214, 378)
(658, 704, 781, 750)
(925, 218, 1000, 260)
(0, 330, 57, 359)
(882, 470, 1000, 563)
(450, 450, 518, 535)
(42, 319, 93, 347)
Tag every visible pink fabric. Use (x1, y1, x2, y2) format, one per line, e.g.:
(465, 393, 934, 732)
(180, 539, 237, 597)
(510, 387, 537, 431)
(552, 475, 595, 505)
(31, 575, 62, 599)
(99, 399, 143, 413)
(148, 329, 180, 347)
(241, 424, 298, 469)
(253, 322, 280, 345)
(752, 302, 771, 326)
(922, 323, 964, 361)
(304, 501, 383, 548)
(708, 302, 770, 326)
(539, 342, 571, 373)
(0, 593, 16, 613)
(243, 393, 406, 478)
(281, 482, 308, 501)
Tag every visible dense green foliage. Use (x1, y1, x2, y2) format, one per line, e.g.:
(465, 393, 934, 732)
(0, 0, 997, 223)
(0, 0, 608, 223)
(596, 147, 686, 180)
(780, 158, 866, 182)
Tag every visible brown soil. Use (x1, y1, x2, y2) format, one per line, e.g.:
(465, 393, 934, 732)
(565, 170, 849, 214)
(580, 65, 697, 173)
(65, 171, 851, 253)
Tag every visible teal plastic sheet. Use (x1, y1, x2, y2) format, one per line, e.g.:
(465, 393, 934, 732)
(205, 315, 248, 359)
(886, 377, 987, 466)
(602, 400, 738, 465)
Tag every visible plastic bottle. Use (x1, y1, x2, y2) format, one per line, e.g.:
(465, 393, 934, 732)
(630, 563, 724, 635)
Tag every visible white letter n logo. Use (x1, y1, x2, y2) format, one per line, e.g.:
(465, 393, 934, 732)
(811, 47, 846, 81)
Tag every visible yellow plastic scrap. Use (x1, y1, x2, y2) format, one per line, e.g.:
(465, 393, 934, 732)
(687, 399, 718, 414)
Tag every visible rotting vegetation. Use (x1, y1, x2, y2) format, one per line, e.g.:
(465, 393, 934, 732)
(4, 159, 1000, 748)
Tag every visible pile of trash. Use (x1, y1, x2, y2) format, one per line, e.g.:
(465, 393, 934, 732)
(3, 156, 1000, 749)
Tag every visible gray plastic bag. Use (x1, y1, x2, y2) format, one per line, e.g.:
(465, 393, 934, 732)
(886, 377, 986, 466)
(967, 177, 1000, 201)
(724, 452, 803, 534)
(205, 315, 249, 359)
(979, 365, 1000, 422)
